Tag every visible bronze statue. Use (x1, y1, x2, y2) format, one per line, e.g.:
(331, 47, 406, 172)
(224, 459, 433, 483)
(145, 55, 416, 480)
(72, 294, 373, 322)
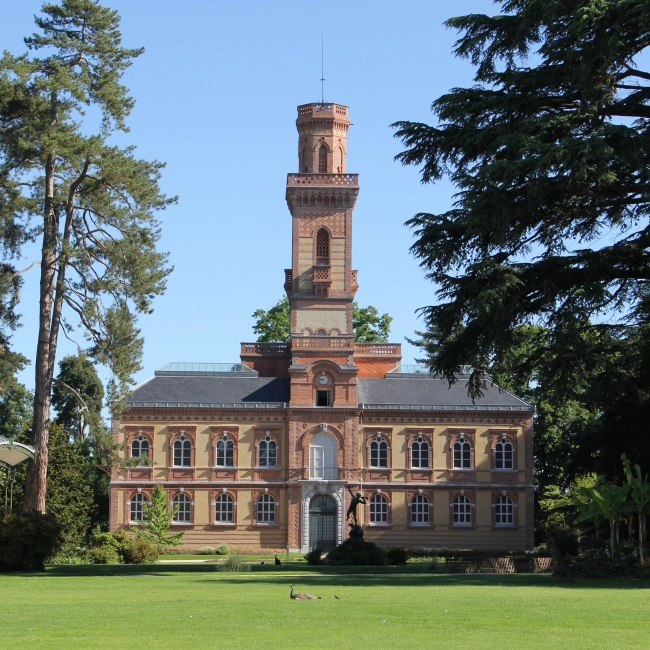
(346, 485, 367, 526)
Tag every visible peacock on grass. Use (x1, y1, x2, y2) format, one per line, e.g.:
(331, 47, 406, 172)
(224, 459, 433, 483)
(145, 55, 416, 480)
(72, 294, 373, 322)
(290, 585, 321, 600)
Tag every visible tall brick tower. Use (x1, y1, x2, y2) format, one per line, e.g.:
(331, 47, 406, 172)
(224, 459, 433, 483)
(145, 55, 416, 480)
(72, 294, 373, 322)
(284, 103, 360, 394)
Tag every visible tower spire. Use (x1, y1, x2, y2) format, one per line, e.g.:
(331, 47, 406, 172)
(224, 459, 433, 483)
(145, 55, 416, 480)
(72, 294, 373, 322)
(320, 33, 325, 103)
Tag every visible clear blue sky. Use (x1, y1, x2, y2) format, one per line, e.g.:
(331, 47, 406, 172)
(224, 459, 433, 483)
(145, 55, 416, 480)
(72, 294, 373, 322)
(0, 0, 494, 392)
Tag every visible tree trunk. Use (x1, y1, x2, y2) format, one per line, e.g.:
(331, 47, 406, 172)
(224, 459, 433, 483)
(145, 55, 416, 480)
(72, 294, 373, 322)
(610, 520, 615, 559)
(615, 519, 620, 555)
(641, 513, 646, 564)
(24, 152, 59, 513)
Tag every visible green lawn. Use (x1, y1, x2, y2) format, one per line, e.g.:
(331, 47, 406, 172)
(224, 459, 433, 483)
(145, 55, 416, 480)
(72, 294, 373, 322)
(1, 569, 648, 649)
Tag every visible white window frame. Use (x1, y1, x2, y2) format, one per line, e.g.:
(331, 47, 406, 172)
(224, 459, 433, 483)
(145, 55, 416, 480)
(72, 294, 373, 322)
(172, 493, 191, 523)
(309, 432, 337, 479)
(495, 440, 514, 470)
(495, 496, 515, 526)
(369, 494, 388, 524)
(173, 435, 192, 467)
(257, 494, 275, 524)
(131, 434, 150, 467)
(453, 440, 472, 469)
(411, 494, 430, 525)
(370, 438, 388, 468)
(216, 436, 234, 467)
(453, 495, 472, 526)
(130, 493, 148, 523)
(259, 436, 277, 467)
(215, 493, 234, 523)
(411, 437, 429, 468)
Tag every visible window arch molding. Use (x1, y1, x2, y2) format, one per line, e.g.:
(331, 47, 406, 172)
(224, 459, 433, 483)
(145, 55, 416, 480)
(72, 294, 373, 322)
(449, 490, 476, 528)
(365, 429, 392, 470)
(211, 489, 237, 526)
(211, 426, 239, 470)
(125, 488, 152, 525)
(490, 429, 518, 471)
(170, 489, 193, 525)
(126, 427, 154, 465)
(492, 491, 518, 528)
(367, 491, 391, 526)
(168, 427, 196, 468)
(253, 488, 280, 526)
(405, 429, 433, 470)
(254, 428, 281, 472)
(408, 492, 432, 527)
(447, 429, 475, 470)
(301, 425, 343, 475)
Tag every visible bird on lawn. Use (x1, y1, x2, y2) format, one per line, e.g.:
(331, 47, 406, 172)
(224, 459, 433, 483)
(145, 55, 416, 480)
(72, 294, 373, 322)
(332, 595, 340, 600)
(290, 585, 320, 600)
(274, 555, 282, 566)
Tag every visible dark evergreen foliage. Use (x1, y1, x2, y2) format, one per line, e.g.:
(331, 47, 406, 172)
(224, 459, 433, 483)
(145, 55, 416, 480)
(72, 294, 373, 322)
(0, 511, 63, 571)
(327, 538, 387, 566)
(394, 1, 650, 477)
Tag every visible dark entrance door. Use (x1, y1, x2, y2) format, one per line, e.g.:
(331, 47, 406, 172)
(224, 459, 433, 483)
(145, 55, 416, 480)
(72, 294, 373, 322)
(308, 494, 337, 552)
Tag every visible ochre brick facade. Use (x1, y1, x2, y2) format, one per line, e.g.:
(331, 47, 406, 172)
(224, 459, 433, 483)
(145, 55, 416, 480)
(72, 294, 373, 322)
(110, 102, 535, 553)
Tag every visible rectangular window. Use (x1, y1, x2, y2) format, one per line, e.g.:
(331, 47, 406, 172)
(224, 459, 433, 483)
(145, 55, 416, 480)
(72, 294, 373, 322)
(316, 389, 332, 407)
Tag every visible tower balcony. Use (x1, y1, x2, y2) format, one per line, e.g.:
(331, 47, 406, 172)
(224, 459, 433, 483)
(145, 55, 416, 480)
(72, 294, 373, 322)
(287, 173, 358, 187)
(291, 335, 355, 351)
(313, 264, 331, 297)
(297, 103, 349, 118)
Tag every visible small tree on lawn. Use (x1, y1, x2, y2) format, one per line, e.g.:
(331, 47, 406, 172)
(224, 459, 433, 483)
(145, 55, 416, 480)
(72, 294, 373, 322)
(622, 454, 650, 563)
(135, 485, 184, 554)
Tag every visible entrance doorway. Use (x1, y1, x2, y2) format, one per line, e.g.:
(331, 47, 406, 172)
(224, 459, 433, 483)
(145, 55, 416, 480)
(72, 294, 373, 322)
(308, 494, 337, 551)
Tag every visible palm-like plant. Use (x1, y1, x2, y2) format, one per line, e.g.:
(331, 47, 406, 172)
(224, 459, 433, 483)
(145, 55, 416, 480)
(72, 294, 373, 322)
(622, 455, 650, 563)
(575, 484, 630, 558)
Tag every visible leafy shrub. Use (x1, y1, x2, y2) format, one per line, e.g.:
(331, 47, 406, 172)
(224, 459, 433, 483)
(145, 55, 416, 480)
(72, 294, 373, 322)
(304, 548, 323, 565)
(546, 528, 580, 557)
(218, 544, 230, 555)
(220, 553, 251, 572)
(86, 545, 120, 564)
(124, 539, 157, 564)
(0, 511, 63, 571)
(385, 546, 409, 566)
(328, 539, 386, 566)
(111, 529, 137, 558)
(197, 546, 217, 555)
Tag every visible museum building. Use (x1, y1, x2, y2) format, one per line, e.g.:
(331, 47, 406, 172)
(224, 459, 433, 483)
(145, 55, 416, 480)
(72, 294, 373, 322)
(110, 102, 535, 553)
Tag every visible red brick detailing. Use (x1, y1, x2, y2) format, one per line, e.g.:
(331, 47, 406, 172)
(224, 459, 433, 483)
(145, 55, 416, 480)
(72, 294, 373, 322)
(167, 426, 196, 469)
(298, 212, 345, 237)
(447, 428, 476, 473)
(298, 424, 344, 478)
(406, 489, 434, 528)
(210, 426, 239, 480)
(210, 488, 238, 528)
(364, 427, 392, 481)
(253, 427, 282, 481)
(489, 428, 518, 470)
(448, 489, 477, 530)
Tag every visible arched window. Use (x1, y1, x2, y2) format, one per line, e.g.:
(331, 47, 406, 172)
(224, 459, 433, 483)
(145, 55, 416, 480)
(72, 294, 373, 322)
(411, 495, 429, 525)
(370, 438, 388, 468)
(316, 228, 330, 264)
(369, 494, 388, 524)
(131, 434, 150, 466)
(495, 496, 514, 526)
(337, 147, 344, 173)
(309, 432, 337, 479)
(302, 146, 308, 172)
(172, 493, 191, 522)
(215, 493, 234, 523)
(257, 494, 275, 523)
(130, 493, 148, 523)
(318, 144, 328, 173)
(453, 439, 471, 469)
(495, 439, 514, 469)
(259, 436, 277, 467)
(173, 434, 192, 467)
(411, 437, 429, 468)
(453, 495, 472, 525)
(216, 437, 234, 467)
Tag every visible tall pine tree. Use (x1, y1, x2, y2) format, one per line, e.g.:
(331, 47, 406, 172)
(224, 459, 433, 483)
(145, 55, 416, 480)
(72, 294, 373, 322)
(0, 1, 175, 512)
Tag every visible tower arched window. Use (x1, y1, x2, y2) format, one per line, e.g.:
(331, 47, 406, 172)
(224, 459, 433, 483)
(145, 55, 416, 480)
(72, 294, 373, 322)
(172, 493, 191, 522)
(495, 439, 514, 469)
(337, 147, 344, 173)
(216, 436, 234, 467)
(316, 228, 330, 264)
(318, 144, 328, 173)
(370, 438, 388, 468)
(309, 432, 337, 479)
(453, 439, 472, 469)
(173, 435, 192, 467)
(411, 437, 429, 468)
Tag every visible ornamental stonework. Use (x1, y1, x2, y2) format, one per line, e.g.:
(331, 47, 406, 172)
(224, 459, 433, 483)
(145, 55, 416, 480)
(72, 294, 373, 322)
(298, 211, 345, 237)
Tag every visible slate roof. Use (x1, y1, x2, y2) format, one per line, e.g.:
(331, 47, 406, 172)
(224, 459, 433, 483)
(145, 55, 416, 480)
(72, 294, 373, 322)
(357, 377, 532, 411)
(128, 375, 289, 407)
(127, 372, 532, 411)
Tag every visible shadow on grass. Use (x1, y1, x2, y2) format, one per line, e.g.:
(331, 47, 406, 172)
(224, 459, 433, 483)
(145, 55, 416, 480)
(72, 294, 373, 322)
(21, 564, 650, 589)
